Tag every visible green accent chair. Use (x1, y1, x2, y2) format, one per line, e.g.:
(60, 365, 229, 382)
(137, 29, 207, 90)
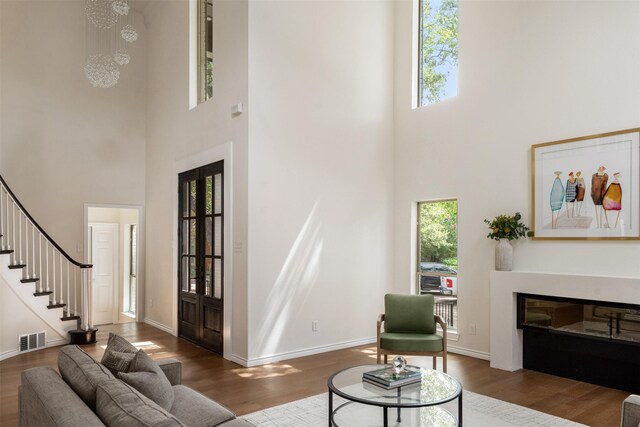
(377, 293, 448, 372)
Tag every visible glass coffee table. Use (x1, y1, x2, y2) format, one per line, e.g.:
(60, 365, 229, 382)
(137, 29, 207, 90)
(327, 364, 462, 427)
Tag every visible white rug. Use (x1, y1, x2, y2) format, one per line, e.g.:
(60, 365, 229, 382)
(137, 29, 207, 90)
(242, 390, 586, 427)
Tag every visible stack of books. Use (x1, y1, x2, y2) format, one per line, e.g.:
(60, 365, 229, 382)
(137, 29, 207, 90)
(362, 366, 422, 389)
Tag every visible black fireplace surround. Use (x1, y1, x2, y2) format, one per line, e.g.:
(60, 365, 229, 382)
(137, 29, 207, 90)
(517, 293, 640, 393)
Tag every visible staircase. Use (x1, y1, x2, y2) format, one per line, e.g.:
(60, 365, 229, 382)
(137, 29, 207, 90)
(0, 175, 94, 350)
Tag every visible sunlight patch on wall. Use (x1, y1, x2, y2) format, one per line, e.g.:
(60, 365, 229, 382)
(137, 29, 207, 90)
(253, 200, 324, 357)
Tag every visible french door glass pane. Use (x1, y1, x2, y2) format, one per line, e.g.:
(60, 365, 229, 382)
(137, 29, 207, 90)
(190, 181, 197, 216)
(214, 258, 221, 299)
(205, 217, 212, 255)
(189, 257, 197, 293)
(190, 219, 196, 255)
(214, 217, 221, 256)
(206, 176, 213, 215)
(182, 220, 189, 254)
(182, 182, 189, 217)
(181, 257, 189, 292)
(214, 173, 222, 214)
(204, 257, 212, 297)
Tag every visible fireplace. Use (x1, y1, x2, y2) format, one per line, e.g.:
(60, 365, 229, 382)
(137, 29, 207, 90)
(517, 293, 640, 392)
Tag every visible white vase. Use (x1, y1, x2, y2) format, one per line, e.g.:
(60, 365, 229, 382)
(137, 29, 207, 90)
(495, 239, 513, 271)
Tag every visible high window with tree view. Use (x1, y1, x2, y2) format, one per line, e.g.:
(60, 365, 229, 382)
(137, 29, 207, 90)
(418, 0, 458, 106)
(417, 200, 458, 331)
(198, 0, 213, 103)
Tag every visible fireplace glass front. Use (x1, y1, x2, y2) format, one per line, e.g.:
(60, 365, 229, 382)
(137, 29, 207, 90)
(517, 293, 640, 344)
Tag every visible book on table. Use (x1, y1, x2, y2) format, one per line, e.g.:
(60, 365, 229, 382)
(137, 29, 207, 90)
(362, 366, 422, 389)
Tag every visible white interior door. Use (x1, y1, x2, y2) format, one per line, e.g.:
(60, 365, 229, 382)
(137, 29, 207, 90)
(90, 223, 118, 326)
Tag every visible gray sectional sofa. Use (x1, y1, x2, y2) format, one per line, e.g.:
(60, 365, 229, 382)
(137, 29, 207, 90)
(622, 395, 640, 427)
(19, 340, 255, 427)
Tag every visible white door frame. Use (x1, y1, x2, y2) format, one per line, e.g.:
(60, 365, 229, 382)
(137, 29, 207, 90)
(173, 142, 233, 361)
(84, 204, 145, 323)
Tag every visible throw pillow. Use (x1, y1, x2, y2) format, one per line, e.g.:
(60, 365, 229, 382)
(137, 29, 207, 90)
(118, 349, 175, 411)
(96, 379, 185, 427)
(58, 345, 115, 410)
(101, 332, 138, 375)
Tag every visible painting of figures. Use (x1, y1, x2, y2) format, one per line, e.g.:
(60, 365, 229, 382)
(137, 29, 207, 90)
(532, 128, 640, 239)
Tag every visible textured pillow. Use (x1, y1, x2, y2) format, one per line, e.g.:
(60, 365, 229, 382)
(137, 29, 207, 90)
(118, 349, 175, 411)
(101, 332, 138, 375)
(58, 345, 115, 409)
(96, 379, 185, 427)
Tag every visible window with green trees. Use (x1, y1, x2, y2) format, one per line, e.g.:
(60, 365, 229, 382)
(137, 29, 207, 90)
(417, 200, 458, 330)
(198, 0, 213, 103)
(418, 0, 458, 106)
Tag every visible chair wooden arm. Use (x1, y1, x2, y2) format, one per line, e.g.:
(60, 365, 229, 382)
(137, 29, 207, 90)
(435, 315, 447, 352)
(376, 314, 385, 364)
(377, 314, 385, 338)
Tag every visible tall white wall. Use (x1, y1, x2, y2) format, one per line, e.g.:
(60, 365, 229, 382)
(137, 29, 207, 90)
(394, 0, 640, 356)
(0, 0, 146, 258)
(246, 0, 395, 363)
(143, 0, 249, 358)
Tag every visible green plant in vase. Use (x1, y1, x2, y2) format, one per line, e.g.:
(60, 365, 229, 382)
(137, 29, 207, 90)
(484, 212, 532, 270)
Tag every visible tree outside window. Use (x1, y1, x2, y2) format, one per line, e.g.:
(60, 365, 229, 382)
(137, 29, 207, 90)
(418, 0, 458, 106)
(417, 200, 458, 331)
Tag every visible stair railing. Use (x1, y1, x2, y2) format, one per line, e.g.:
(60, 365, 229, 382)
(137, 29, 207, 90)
(0, 175, 93, 330)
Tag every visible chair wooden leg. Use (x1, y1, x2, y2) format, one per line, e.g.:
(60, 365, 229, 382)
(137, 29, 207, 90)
(443, 355, 447, 373)
(384, 354, 388, 364)
(377, 350, 381, 364)
(432, 356, 436, 370)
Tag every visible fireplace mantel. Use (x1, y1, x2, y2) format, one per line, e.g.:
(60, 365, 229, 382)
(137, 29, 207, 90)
(489, 270, 640, 371)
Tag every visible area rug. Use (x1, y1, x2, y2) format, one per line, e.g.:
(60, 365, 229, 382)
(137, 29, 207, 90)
(242, 390, 586, 426)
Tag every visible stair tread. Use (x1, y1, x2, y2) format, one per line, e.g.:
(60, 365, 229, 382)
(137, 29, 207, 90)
(8, 264, 26, 269)
(47, 303, 66, 309)
(20, 278, 39, 283)
(33, 291, 53, 296)
(0, 249, 13, 254)
(61, 315, 81, 321)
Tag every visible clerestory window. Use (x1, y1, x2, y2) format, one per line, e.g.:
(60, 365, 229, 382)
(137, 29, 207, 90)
(417, 0, 458, 106)
(198, 0, 213, 103)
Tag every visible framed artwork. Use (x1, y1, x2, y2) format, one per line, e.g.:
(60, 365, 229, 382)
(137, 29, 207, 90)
(532, 128, 640, 240)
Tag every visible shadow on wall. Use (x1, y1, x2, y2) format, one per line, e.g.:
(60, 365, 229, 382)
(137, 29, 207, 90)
(253, 200, 323, 358)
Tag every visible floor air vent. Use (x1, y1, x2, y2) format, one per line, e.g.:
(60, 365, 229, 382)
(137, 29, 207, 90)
(18, 331, 46, 352)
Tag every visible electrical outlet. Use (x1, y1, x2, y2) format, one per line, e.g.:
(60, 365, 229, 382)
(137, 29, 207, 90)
(469, 323, 477, 335)
(312, 320, 319, 332)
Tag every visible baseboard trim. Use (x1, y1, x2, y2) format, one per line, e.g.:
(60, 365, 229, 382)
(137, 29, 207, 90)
(448, 345, 490, 361)
(0, 338, 68, 362)
(144, 318, 176, 335)
(236, 337, 377, 367)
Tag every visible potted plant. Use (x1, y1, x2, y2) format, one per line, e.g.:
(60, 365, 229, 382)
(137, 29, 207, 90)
(484, 212, 531, 271)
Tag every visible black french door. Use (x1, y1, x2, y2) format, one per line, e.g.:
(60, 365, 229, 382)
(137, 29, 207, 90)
(178, 161, 224, 354)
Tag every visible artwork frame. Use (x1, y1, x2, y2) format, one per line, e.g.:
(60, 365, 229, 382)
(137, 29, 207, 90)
(531, 128, 640, 240)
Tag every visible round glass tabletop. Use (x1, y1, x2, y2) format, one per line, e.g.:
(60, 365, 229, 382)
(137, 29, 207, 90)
(328, 364, 462, 408)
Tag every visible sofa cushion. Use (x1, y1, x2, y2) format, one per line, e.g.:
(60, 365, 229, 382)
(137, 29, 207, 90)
(380, 331, 443, 353)
(58, 345, 115, 410)
(96, 379, 185, 427)
(170, 385, 235, 427)
(118, 349, 174, 411)
(20, 367, 105, 427)
(101, 332, 139, 375)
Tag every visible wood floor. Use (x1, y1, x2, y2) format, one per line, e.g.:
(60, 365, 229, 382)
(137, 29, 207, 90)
(0, 322, 629, 426)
